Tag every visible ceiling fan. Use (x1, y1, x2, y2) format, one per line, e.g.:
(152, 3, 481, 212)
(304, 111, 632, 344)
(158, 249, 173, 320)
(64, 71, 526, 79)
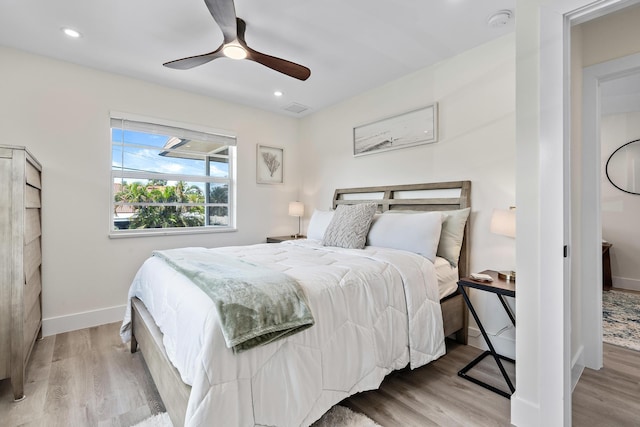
(163, 0, 311, 81)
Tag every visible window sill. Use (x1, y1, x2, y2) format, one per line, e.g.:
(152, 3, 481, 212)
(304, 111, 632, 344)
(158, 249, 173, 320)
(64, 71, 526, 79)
(109, 226, 237, 239)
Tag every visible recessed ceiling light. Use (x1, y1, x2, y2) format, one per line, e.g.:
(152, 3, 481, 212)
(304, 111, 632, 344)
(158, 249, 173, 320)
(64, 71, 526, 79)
(62, 27, 81, 38)
(274, 91, 283, 97)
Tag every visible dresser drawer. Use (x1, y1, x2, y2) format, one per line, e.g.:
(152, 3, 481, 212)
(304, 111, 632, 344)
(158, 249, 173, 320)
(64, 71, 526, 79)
(25, 160, 41, 189)
(23, 296, 41, 359)
(25, 186, 41, 209)
(24, 237, 42, 284)
(24, 208, 41, 245)
(24, 268, 41, 318)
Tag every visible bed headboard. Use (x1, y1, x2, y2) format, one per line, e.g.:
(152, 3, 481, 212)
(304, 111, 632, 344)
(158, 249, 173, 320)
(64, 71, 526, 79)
(332, 181, 471, 278)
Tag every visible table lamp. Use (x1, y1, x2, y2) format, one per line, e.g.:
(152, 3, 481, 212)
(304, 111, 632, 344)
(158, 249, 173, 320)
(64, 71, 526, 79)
(289, 201, 304, 238)
(490, 206, 516, 282)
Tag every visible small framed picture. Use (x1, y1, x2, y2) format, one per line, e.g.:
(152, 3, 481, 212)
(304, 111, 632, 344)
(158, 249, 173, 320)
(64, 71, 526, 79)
(257, 144, 284, 184)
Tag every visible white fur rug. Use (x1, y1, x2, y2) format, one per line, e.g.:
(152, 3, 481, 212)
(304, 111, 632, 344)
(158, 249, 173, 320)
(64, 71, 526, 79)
(311, 405, 383, 427)
(131, 405, 383, 427)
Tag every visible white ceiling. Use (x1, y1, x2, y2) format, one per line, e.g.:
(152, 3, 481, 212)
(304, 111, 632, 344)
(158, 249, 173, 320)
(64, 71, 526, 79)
(0, 0, 515, 117)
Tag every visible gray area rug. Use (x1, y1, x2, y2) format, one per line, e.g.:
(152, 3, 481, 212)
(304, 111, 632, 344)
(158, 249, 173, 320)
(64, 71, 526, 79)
(132, 405, 382, 427)
(602, 290, 640, 351)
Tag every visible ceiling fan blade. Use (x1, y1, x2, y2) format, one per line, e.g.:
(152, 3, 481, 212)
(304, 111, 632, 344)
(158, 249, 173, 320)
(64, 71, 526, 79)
(244, 48, 311, 81)
(163, 46, 225, 70)
(204, 0, 238, 44)
(236, 18, 311, 81)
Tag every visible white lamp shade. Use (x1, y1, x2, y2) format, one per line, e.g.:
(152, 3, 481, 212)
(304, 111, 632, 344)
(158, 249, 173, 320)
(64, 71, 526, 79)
(288, 201, 304, 217)
(490, 208, 516, 238)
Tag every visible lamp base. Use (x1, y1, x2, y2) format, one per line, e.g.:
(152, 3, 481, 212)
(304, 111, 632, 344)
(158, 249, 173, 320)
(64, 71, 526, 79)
(498, 270, 516, 282)
(290, 234, 303, 239)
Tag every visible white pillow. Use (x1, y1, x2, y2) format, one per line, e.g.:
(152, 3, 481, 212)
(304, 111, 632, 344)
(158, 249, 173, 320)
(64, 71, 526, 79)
(307, 209, 335, 240)
(367, 211, 445, 262)
(322, 203, 378, 249)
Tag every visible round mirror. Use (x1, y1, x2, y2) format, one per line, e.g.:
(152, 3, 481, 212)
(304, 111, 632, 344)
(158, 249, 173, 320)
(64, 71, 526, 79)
(606, 138, 640, 195)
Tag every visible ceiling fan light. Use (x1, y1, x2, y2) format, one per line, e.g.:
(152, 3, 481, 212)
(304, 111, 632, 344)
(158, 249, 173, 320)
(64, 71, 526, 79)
(223, 44, 247, 60)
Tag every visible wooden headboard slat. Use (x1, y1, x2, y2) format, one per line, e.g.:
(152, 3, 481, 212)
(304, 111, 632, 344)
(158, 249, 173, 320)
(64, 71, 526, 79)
(334, 181, 468, 194)
(334, 199, 385, 206)
(334, 198, 463, 207)
(332, 181, 471, 278)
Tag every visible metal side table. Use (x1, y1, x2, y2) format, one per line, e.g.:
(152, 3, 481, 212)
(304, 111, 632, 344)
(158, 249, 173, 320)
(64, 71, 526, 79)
(457, 270, 515, 398)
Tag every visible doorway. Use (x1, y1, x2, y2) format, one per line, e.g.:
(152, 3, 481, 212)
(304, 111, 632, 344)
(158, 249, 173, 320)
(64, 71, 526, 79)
(582, 55, 640, 367)
(599, 72, 640, 293)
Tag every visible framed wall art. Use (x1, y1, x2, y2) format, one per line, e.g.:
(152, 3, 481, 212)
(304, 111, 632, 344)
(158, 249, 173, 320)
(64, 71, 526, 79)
(257, 144, 284, 184)
(353, 103, 438, 156)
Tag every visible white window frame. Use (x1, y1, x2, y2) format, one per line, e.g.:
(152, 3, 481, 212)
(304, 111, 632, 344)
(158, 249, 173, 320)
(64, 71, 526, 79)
(109, 112, 237, 238)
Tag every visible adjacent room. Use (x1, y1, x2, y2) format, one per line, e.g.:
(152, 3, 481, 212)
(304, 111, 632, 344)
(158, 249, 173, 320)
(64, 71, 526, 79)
(0, 0, 638, 426)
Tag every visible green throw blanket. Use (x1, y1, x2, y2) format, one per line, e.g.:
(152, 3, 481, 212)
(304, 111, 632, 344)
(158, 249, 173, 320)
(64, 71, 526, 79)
(153, 248, 315, 352)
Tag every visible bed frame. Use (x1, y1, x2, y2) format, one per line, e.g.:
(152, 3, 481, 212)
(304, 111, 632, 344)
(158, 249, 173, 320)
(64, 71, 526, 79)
(130, 181, 471, 427)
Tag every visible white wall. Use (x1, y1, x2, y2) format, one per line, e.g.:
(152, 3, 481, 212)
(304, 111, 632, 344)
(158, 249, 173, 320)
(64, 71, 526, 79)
(514, 0, 549, 424)
(299, 35, 517, 356)
(579, 3, 640, 68)
(601, 112, 640, 290)
(0, 46, 301, 335)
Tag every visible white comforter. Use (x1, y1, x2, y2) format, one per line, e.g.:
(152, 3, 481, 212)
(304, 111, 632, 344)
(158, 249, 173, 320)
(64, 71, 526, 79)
(121, 239, 445, 427)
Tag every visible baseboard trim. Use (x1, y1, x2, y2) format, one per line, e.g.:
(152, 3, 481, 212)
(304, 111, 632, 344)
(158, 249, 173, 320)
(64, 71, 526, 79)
(510, 392, 541, 427)
(571, 345, 585, 392)
(42, 304, 126, 337)
(467, 325, 516, 360)
(612, 276, 640, 292)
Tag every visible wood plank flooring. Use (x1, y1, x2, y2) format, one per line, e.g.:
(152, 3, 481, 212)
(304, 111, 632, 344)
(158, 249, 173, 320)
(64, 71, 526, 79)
(0, 323, 164, 427)
(342, 342, 513, 427)
(0, 322, 638, 426)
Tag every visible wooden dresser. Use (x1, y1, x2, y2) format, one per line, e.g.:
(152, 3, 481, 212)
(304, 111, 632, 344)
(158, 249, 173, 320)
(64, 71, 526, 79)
(0, 145, 43, 401)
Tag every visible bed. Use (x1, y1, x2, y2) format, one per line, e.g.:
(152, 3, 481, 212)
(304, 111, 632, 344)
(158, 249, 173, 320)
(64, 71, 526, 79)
(122, 181, 471, 427)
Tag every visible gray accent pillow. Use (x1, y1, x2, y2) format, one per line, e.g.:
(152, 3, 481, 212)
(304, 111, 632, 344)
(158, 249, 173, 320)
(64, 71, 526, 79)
(322, 203, 378, 249)
(436, 207, 471, 267)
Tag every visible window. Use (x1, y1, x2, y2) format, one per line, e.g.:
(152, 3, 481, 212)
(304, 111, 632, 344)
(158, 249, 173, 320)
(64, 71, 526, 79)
(110, 114, 236, 236)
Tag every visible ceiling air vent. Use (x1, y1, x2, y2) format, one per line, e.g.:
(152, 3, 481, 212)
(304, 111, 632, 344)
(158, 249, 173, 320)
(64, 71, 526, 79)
(282, 102, 309, 114)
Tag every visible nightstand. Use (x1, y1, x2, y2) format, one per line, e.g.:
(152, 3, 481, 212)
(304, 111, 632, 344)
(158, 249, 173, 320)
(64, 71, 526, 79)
(457, 270, 515, 398)
(266, 235, 306, 243)
(602, 242, 612, 290)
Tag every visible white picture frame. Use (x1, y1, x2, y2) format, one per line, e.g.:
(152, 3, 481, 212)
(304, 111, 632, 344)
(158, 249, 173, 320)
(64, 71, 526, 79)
(353, 103, 438, 156)
(257, 144, 284, 184)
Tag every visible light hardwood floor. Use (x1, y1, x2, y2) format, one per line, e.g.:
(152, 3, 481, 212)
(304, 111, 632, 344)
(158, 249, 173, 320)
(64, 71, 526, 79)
(1, 322, 638, 426)
(0, 323, 164, 427)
